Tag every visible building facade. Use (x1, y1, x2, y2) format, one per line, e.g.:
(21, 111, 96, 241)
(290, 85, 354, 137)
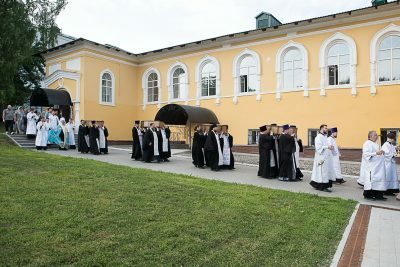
(40, 2, 400, 148)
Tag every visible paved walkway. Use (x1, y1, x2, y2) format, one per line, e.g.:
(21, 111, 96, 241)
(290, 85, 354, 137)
(42, 146, 400, 267)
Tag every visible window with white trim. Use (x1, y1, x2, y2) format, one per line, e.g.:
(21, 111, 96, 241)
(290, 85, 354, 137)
(308, 129, 319, 147)
(147, 73, 159, 102)
(327, 43, 350, 85)
(378, 35, 400, 82)
(101, 72, 113, 103)
(239, 56, 257, 93)
(248, 129, 260, 145)
(201, 63, 216, 97)
(172, 68, 185, 99)
(283, 49, 303, 90)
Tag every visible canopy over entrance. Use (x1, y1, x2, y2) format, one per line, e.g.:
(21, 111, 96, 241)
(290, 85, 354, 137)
(30, 88, 73, 107)
(154, 104, 219, 125)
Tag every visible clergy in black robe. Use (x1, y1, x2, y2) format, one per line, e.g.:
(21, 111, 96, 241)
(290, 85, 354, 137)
(78, 120, 89, 153)
(192, 126, 206, 168)
(158, 124, 171, 161)
(278, 124, 297, 181)
(142, 123, 159, 163)
(204, 124, 223, 171)
(258, 125, 279, 178)
(98, 121, 108, 154)
(131, 120, 143, 160)
(219, 127, 235, 170)
(89, 121, 100, 155)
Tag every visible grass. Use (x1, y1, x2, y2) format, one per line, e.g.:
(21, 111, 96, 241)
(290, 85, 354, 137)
(0, 134, 356, 266)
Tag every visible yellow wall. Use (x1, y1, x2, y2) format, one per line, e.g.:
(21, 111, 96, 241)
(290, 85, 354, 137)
(44, 17, 400, 148)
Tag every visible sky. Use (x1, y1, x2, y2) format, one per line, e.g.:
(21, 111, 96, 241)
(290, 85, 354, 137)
(56, 0, 374, 54)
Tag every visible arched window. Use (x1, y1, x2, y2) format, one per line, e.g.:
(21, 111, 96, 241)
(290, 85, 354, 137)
(276, 41, 309, 99)
(377, 35, 400, 82)
(173, 68, 185, 98)
(201, 62, 217, 97)
(319, 32, 357, 95)
(327, 43, 350, 85)
(370, 24, 400, 95)
(195, 55, 220, 105)
(147, 72, 159, 102)
(283, 49, 303, 90)
(239, 56, 257, 93)
(99, 70, 115, 105)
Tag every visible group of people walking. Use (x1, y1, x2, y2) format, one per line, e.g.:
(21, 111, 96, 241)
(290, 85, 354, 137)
(257, 124, 304, 181)
(191, 124, 234, 171)
(131, 121, 171, 163)
(77, 120, 109, 155)
(24, 107, 76, 151)
(2, 105, 29, 135)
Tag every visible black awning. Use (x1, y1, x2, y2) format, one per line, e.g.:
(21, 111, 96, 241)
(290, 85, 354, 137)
(154, 104, 219, 125)
(30, 88, 73, 107)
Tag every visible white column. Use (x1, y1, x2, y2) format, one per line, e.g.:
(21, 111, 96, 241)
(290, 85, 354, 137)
(74, 102, 80, 134)
(370, 61, 377, 96)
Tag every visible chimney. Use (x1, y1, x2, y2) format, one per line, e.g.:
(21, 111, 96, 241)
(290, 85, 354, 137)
(372, 0, 388, 6)
(255, 12, 282, 29)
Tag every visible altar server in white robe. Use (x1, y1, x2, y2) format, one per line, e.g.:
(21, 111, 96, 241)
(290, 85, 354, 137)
(98, 120, 109, 154)
(310, 124, 335, 192)
(361, 131, 387, 200)
(66, 118, 76, 149)
(48, 110, 59, 130)
(382, 132, 399, 195)
(35, 117, 49, 150)
(327, 127, 346, 184)
(26, 109, 39, 139)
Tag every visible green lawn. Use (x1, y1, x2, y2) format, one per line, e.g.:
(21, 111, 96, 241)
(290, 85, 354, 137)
(0, 134, 356, 266)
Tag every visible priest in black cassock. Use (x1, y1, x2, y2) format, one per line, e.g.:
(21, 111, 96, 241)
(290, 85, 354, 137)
(158, 123, 171, 162)
(192, 125, 206, 168)
(258, 125, 279, 178)
(89, 121, 100, 155)
(142, 123, 160, 163)
(278, 124, 297, 182)
(131, 120, 143, 160)
(219, 126, 235, 170)
(78, 120, 89, 153)
(204, 124, 223, 171)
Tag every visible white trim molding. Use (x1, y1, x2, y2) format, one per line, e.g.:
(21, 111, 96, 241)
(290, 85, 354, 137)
(370, 23, 400, 96)
(142, 67, 162, 110)
(232, 48, 261, 104)
(319, 32, 358, 96)
(195, 55, 221, 106)
(99, 69, 116, 106)
(275, 40, 309, 100)
(167, 61, 189, 104)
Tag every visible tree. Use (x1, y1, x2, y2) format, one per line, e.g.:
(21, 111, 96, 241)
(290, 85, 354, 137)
(0, 0, 67, 109)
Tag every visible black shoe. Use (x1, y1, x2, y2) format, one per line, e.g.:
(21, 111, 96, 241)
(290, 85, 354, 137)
(375, 196, 388, 201)
(323, 188, 332, 193)
(164, 159, 170, 162)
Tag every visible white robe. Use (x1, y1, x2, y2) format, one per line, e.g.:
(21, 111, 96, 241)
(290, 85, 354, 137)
(221, 134, 231, 165)
(327, 136, 342, 179)
(48, 114, 59, 130)
(161, 129, 168, 152)
(311, 133, 335, 184)
(66, 123, 75, 146)
(152, 129, 159, 156)
(136, 127, 143, 150)
(361, 140, 386, 191)
(35, 121, 49, 147)
(99, 127, 106, 149)
(382, 141, 399, 190)
(26, 112, 39, 135)
(294, 137, 300, 168)
(214, 131, 223, 166)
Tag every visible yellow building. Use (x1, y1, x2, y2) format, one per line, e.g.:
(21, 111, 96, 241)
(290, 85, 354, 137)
(39, 1, 400, 149)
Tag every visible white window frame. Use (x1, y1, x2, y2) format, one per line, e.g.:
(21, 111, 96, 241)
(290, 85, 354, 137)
(232, 49, 261, 104)
(275, 41, 308, 100)
(195, 55, 220, 106)
(142, 67, 162, 110)
(99, 69, 115, 106)
(167, 62, 189, 103)
(370, 23, 400, 95)
(319, 32, 357, 96)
